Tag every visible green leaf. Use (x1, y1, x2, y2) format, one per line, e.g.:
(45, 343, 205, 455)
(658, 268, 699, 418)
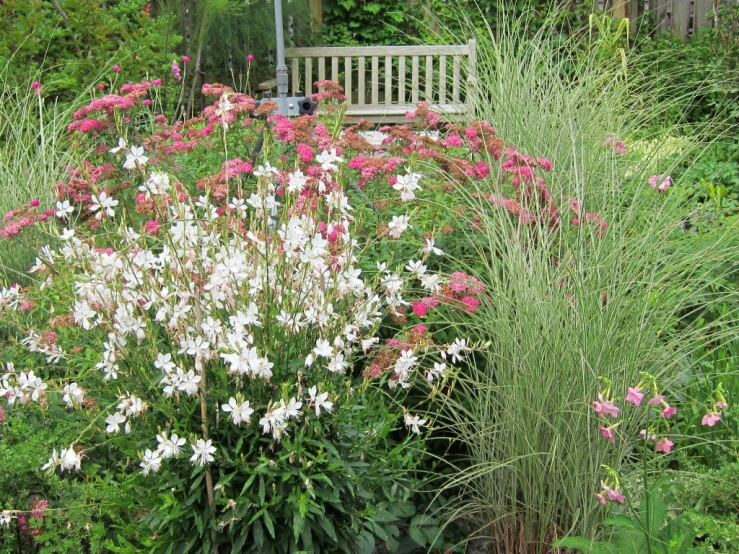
(318, 517, 338, 542)
(605, 514, 643, 531)
(231, 530, 249, 554)
(262, 510, 275, 539)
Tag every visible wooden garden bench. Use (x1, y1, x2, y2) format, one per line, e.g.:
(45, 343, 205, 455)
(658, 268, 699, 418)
(285, 41, 477, 123)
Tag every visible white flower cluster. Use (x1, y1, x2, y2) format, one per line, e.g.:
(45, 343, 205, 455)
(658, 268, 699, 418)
(13, 147, 460, 476)
(0, 364, 47, 405)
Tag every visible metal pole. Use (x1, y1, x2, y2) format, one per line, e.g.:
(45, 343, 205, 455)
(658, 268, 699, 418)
(274, 0, 289, 115)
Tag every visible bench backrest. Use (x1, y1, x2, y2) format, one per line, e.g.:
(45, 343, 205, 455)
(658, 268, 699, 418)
(285, 40, 476, 122)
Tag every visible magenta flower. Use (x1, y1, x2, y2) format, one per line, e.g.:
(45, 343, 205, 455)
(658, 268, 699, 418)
(143, 99, 152, 105)
(152, 79, 162, 86)
(647, 395, 664, 405)
(661, 404, 677, 419)
(30, 199, 40, 207)
(97, 84, 105, 90)
(656, 437, 674, 453)
(594, 393, 620, 418)
(702, 412, 721, 427)
(625, 386, 644, 406)
(182, 56, 190, 63)
(31, 81, 41, 89)
(113, 65, 121, 72)
(247, 54, 255, 61)
(608, 489, 625, 504)
(599, 425, 615, 444)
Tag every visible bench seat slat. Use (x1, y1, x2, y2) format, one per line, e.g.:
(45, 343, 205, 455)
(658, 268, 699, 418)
(286, 45, 470, 57)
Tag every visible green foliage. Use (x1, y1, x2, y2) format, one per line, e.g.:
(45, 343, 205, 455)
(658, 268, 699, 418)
(0, 0, 180, 102)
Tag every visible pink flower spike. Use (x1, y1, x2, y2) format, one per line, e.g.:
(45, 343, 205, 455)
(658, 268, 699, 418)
(608, 489, 625, 504)
(30, 199, 40, 207)
(31, 81, 41, 89)
(182, 56, 190, 63)
(662, 404, 677, 419)
(702, 412, 721, 427)
(113, 65, 121, 72)
(599, 425, 616, 444)
(656, 437, 674, 454)
(594, 492, 607, 505)
(625, 386, 644, 406)
(247, 54, 255, 61)
(647, 395, 664, 406)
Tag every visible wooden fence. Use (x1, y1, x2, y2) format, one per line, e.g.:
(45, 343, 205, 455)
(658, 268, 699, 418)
(595, 0, 738, 39)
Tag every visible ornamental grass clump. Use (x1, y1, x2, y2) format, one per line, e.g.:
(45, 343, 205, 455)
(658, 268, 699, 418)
(0, 79, 494, 553)
(418, 6, 739, 553)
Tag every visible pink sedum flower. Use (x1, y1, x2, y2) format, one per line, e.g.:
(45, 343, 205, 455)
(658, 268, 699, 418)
(702, 411, 721, 427)
(625, 386, 644, 406)
(656, 437, 674, 453)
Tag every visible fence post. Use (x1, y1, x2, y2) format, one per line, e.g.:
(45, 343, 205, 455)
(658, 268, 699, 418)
(649, 0, 669, 34)
(670, 0, 691, 38)
(693, 0, 715, 34)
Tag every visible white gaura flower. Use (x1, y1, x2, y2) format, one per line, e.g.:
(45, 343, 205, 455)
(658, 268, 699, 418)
(140, 449, 162, 475)
(307, 386, 333, 417)
(327, 352, 349, 374)
(283, 397, 303, 420)
(73, 300, 97, 330)
(405, 260, 427, 276)
(392, 171, 422, 202)
(316, 148, 343, 172)
(177, 370, 201, 396)
(60, 228, 75, 241)
(447, 338, 468, 364)
(105, 412, 127, 434)
(361, 337, 379, 353)
(59, 446, 82, 471)
(41, 449, 60, 471)
(123, 146, 149, 170)
(55, 200, 74, 219)
(154, 352, 176, 374)
(387, 215, 411, 239)
(221, 397, 255, 426)
(313, 338, 333, 359)
(89, 192, 119, 219)
(287, 169, 307, 193)
(420, 238, 443, 256)
(190, 438, 216, 466)
(426, 362, 447, 383)
(62, 383, 85, 407)
(404, 412, 427, 434)
(109, 137, 127, 154)
(156, 432, 185, 458)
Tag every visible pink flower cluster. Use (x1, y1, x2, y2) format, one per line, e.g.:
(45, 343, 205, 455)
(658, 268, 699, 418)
(412, 271, 485, 318)
(593, 386, 677, 452)
(172, 61, 182, 81)
(17, 499, 48, 537)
